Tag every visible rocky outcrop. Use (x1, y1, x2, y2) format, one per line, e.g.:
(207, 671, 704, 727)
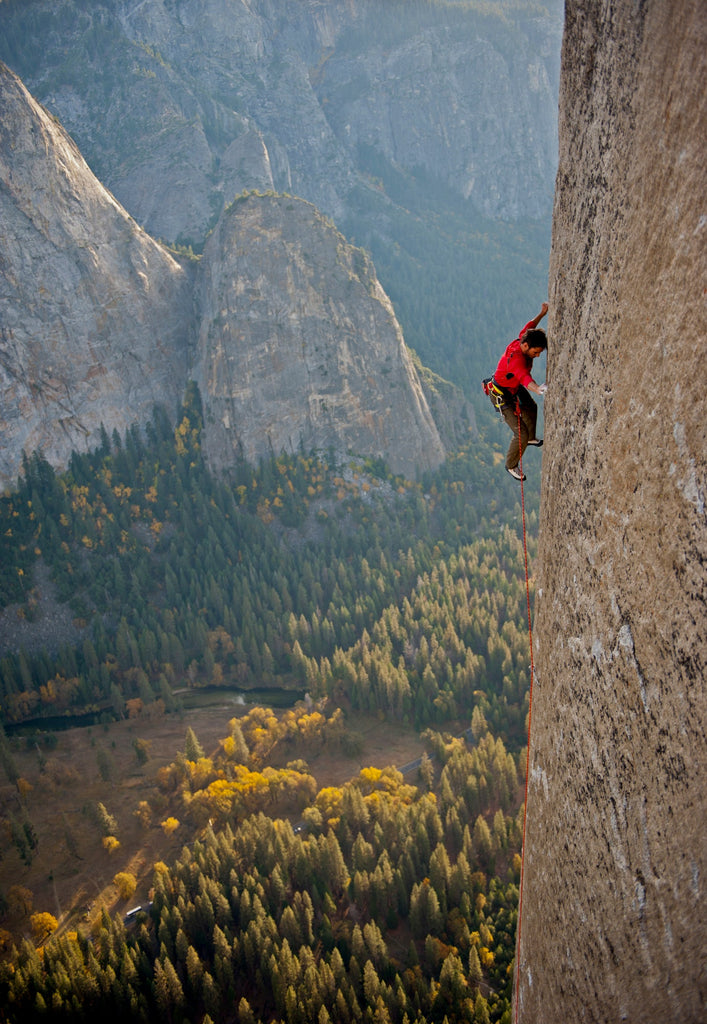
(0, 0, 562, 246)
(0, 63, 444, 489)
(517, 1, 706, 1020)
(0, 63, 192, 490)
(194, 193, 445, 477)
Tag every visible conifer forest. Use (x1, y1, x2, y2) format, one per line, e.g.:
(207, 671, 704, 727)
(0, 379, 540, 1023)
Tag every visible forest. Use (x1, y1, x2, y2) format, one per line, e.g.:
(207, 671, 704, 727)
(0, 383, 537, 739)
(0, 380, 539, 1022)
(0, 719, 522, 1024)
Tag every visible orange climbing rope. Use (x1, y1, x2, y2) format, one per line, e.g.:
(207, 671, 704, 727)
(513, 402, 536, 1024)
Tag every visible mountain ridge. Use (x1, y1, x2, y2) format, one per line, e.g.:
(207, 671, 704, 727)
(0, 0, 562, 247)
(0, 0, 563, 397)
(0, 62, 446, 490)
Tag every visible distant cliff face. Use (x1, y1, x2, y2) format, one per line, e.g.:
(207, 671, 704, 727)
(0, 0, 562, 246)
(0, 63, 192, 490)
(518, 1, 706, 1020)
(312, 4, 560, 222)
(194, 193, 445, 477)
(0, 63, 443, 489)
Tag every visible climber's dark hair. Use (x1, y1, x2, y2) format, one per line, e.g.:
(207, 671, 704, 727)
(522, 328, 547, 351)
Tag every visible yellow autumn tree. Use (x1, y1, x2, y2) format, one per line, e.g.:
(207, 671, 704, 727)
(113, 872, 138, 901)
(30, 912, 58, 943)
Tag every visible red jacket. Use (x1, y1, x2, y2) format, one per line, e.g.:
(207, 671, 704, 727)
(493, 321, 536, 394)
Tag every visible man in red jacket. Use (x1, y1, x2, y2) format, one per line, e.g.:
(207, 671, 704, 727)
(485, 303, 548, 481)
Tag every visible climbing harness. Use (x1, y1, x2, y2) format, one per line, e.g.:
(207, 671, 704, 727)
(513, 402, 536, 1024)
(482, 376, 512, 413)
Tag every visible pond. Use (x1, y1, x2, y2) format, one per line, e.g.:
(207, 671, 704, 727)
(3, 685, 306, 738)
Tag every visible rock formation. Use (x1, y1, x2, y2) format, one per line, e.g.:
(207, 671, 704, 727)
(0, 63, 192, 490)
(517, 1, 706, 1019)
(193, 193, 445, 477)
(0, 0, 562, 394)
(0, 63, 444, 490)
(0, 0, 562, 245)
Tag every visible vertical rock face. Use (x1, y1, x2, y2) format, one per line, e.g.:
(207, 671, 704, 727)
(193, 194, 445, 477)
(0, 63, 192, 489)
(518, 1, 706, 1020)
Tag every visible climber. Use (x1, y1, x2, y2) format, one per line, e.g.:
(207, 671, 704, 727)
(483, 303, 549, 481)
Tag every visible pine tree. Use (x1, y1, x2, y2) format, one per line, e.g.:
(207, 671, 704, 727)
(238, 996, 256, 1024)
(185, 726, 205, 761)
(474, 991, 491, 1024)
(94, 802, 118, 837)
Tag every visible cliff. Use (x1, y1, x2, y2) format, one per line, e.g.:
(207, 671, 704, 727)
(0, 63, 192, 489)
(518, 1, 706, 1020)
(194, 193, 445, 477)
(0, 0, 562, 246)
(0, 63, 444, 489)
(0, 0, 563, 394)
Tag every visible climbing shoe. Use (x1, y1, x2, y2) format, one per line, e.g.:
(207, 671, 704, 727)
(527, 438, 543, 446)
(506, 465, 526, 481)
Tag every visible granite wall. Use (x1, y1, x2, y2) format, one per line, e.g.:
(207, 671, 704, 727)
(517, 1, 706, 1020)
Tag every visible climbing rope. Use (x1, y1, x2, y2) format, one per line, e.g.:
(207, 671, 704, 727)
(513, 401, 536, 1024)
